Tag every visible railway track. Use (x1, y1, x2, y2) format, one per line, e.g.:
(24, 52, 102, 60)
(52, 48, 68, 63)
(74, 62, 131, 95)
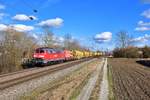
(0, 58, 92, 90)
(0, 68, 38, 78)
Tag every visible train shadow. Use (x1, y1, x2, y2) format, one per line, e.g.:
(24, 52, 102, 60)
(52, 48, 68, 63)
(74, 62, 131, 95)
(136, 60, 150, 68)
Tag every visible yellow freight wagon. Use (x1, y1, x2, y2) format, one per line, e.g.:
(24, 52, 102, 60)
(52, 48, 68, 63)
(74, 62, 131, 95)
(83, 51, 90, 58)
(93, 52, 97, 57)
(71, 50, 84, 59)
(89, 52, 93, 57)
(97, 52, 102, 56)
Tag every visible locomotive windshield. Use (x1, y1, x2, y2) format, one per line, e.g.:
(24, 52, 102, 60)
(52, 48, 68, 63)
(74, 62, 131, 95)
(35, 48, 63, 54)
(35, 49, 45, 53)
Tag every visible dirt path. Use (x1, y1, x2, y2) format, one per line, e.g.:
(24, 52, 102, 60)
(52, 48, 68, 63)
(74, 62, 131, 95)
(77, 58, 104, 100)
(99, 58, 109, 100)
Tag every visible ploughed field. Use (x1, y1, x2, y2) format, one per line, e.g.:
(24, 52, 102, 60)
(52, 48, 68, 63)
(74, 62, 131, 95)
(108, 58, 150, 100)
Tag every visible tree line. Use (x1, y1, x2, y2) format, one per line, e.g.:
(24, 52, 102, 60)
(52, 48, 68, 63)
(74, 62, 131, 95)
(113, 31, 150, 58)
(0, 29, 37, 73)
(0, 28, 89, 74)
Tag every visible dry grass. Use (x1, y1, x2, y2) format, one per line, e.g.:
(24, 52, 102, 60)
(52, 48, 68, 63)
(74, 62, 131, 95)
(20, 60, 99, 100)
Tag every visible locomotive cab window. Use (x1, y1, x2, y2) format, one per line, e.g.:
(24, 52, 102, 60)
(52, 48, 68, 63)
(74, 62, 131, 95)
(39, 49, 45, 53)
(48, 49, 56, 53)
(48, 50, 53, 53)
(56, 49, 63, 53)
(35, 49, 39, 53)
(36, 49, 45, 53)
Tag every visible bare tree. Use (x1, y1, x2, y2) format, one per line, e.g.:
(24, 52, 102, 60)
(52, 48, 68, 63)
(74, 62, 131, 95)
(63, 33, 86, 50)
(116, 31, 133, 48)
(64, 33, 72, 49)
(42, 28, 56, 48)
(0, 29, 37, 74)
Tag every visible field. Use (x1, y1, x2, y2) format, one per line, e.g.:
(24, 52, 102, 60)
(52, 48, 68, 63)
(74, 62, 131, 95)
(108, 58, 150, 100)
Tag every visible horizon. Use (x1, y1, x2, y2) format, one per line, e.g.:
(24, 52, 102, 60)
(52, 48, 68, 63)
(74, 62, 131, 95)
(0, 0, 150, 51)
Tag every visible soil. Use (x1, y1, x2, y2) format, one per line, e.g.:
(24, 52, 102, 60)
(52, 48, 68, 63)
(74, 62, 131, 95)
(108, 58, 150, 100)
(89, 64, 104, 100)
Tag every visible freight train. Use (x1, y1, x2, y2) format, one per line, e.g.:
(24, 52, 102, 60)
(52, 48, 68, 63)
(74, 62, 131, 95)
(22, 47, 101, 68)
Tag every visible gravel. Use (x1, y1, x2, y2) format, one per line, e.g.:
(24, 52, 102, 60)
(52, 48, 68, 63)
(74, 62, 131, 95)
(0, 59, 96, 100)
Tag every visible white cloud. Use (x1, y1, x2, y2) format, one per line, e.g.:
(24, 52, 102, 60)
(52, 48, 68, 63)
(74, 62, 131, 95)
(12, 14, 37, 21)
(0, 24, 34, 32)
(138, 20, 150, 26)
(11, 24, 34, 32)
(0, 13, 6, 19)
(141, 0, 150, 4)
(135, 21, 150, 31)
(94, 32, 112, 43)
(38, 17, 63, 27)
(131, 37, 147, 42)
(58, 37, 64, 42)
(0, 4, 5, 9)
(32, 34, 38, 39)
(0, 24, 8, 31)
(141, 9, 150, 18)
(131, 34, 150, 42)
(135, 26, 150, 31)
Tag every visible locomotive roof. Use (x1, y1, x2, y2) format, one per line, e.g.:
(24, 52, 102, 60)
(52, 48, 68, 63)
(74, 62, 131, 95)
(36, 47, 54, 49)
(35, 47, 63, 51)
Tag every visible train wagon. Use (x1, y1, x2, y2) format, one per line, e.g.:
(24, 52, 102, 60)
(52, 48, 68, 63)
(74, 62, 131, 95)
(71, 50, 84, 59)
(64, 50, 74, 61)
(83, 51, 90, 58)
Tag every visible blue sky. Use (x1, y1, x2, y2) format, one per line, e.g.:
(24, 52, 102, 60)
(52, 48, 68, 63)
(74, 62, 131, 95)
(0, 0, 150, 50)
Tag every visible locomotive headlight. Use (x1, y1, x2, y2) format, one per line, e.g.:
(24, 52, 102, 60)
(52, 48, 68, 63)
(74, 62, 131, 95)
(39, 55, 44, 58)
(33, 55, 37, 57)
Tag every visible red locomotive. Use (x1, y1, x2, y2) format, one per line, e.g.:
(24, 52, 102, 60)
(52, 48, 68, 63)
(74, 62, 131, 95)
(33, 47, 73, 66)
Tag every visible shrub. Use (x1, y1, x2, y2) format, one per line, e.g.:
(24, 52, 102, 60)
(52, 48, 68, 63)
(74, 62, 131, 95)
(141, 46, 150, 58)
(113, 46, 140, 58)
